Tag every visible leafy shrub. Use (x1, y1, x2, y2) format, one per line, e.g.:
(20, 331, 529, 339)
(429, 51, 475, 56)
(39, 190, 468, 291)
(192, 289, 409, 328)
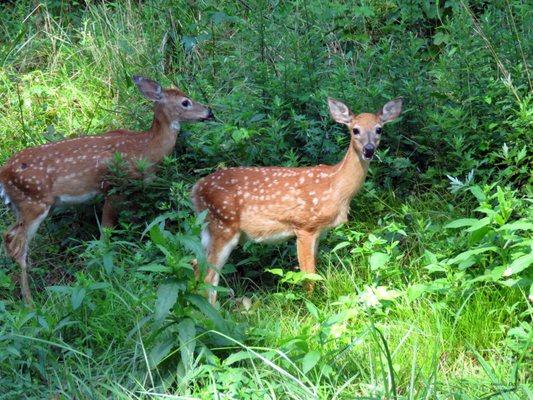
(135, 212, 245, 375)
(408, 184, 532, 301)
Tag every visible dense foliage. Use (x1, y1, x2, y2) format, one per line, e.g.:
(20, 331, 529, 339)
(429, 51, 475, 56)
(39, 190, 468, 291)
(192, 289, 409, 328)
(0, 0, 531, 398)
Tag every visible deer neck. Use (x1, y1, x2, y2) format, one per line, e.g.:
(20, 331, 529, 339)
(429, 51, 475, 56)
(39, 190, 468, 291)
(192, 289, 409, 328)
(145, 106, 180, 163)
(331, 137, 370, 202)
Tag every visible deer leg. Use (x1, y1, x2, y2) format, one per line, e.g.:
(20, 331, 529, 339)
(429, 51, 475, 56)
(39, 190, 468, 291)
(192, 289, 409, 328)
(19, 255, 31, 305)
(205, 225, 240, 305)
(3, 202, 51, 305)
(295, 230, 319, 294)
(101, 196, 119, 229)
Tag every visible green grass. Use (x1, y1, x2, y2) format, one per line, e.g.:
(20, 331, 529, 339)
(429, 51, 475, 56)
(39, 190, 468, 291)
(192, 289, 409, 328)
(1, 191, 529, 399)
(0, 1, 531, 399)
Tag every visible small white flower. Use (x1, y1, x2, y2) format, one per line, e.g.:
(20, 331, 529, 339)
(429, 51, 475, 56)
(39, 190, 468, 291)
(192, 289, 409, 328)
(359, 286, 380, 308)
(330, 323, 347, 339)
(374, 286, 400, 301)
(358, 285, 401, 308)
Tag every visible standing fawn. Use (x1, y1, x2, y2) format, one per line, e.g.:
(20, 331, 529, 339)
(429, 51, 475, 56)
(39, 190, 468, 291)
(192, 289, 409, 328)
(0, 76, 214, 304)
(192, 97, 402, 304)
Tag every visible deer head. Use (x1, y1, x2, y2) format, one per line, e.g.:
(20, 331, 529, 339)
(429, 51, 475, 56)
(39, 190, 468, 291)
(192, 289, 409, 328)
(133, 76, 214, 129)
(328, 97, 403, 161)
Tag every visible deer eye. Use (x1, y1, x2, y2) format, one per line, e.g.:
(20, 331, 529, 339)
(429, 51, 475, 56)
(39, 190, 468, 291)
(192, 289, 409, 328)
(181, 99, 192, 108)
(352, 128, 360, 135)
(376, 127, 382, 135)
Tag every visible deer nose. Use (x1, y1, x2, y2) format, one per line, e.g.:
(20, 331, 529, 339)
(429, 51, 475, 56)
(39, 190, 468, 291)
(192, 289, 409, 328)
(205, 108, 215, 120)
(363, 144, 375, 159)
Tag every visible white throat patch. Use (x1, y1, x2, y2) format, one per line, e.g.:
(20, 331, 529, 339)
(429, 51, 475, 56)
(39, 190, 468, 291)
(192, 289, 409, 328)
(170, 120, 181, 132)
(0, 183, 11, 206)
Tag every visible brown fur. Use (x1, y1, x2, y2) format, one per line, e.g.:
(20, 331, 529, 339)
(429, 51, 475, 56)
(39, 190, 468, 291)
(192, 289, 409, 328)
(192, 97, 403, 304)
(0, 76, 213, 305)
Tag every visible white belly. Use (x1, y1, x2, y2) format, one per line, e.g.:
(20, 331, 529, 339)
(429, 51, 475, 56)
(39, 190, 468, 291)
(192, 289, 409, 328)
(248, 230, 294, 244)
(57, 192, 99, 205)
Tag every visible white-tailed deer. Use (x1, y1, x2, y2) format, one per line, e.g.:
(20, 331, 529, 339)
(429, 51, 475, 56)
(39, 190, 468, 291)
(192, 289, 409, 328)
(192, 97, 402, 304)
(0, 76, 214, 304)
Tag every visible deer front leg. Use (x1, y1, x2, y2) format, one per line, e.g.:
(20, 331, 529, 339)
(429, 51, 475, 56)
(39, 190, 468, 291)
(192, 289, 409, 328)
(295, 230, 319, 294)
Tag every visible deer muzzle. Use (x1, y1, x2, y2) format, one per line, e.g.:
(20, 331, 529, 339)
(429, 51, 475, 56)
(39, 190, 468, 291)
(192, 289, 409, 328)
(204, 108, 215, 121)
(362, 144, 375, 160)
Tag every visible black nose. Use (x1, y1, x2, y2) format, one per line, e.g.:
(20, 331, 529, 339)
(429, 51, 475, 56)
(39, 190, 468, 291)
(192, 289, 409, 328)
(363, 144, 375, 158)
(205, 108, 215, 120)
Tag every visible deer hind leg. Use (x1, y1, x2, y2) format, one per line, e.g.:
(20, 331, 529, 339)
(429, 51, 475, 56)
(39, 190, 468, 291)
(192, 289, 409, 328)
(204, 223, 240, 305)
(295, 230, 319, 294)
(101, 196, 120, 229)
(3, 202, 51, 305)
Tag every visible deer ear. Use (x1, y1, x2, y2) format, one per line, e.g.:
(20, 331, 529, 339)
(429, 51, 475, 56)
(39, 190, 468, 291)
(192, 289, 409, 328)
(133, 76, 163, 101)
(328, 98, 353, 125)
(378, 98, 403, 124)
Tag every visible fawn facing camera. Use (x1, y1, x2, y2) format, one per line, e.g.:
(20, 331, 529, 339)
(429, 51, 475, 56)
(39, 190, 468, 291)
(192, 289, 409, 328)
(192, 97, 402, 304)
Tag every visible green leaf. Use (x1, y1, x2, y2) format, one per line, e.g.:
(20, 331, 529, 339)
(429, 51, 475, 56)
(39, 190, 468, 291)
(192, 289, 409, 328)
(88, 282, 111, 291)
(510, 145, 525, 162)
(6, 346, 21, 357)
(468, 226, 490, 245)
(302, 272, 324, 281)
(433, 31, 449, 45)
(149, 339, 173, 367)
(185, 294, 229, 334)
(448, 247, 498, 265)
(407, 284, 428, 301)
(138, 264, 172, 273)
(155, 244, 173, 260)
(266, 268, 284, 277)
(466, 217, 491, 232)
(176, 235, 206, 264)
(469, 186, 486, 202)
(224, 350, 276, 366)
(302, 350, 321, 374)
(499, 221, 533, 232)
(458, 258, 477, 270)
(103, 252, 114, 274)
(224, 350, 256, 366)
(353, 5, 375, 17)
(178, 318, 196, 372)
(71, 287, 86, 310)
(155, 281, 183, 323)
(231, 128, 251, 143)
(425, 264, 447, 274)
(150, 225, 169, 248)
(445, 218, 478, 229)
(369, 252, 390, 270)
(210, 11, 231, 25)
(324, 310, 351, 326)
(46, 285, 72, 295)
(305, 301, 319, 319)
(142, 212, 177, 239)
(503, 253, 533, 277)
(332, 241, 351, 252)
(182, 36, 197, 52)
